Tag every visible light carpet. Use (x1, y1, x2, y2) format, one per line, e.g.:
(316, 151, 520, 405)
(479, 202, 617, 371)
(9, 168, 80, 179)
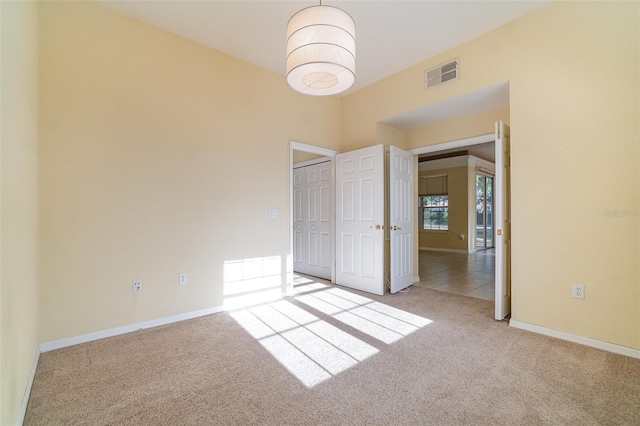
(25, 283, 640, 425)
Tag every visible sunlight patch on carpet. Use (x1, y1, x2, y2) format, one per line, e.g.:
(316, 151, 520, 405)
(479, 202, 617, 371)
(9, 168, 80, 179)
(290, 281, 330, 295)
(230, 278, 432, 388)
(230, 299, 378, 388)
(296, 287, 432, 344)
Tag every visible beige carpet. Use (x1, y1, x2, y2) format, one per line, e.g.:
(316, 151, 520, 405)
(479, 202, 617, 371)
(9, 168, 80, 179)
(25, 283, 640, 425)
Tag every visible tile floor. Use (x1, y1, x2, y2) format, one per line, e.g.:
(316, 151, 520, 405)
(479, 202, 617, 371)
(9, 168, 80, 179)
(293, 249, 495, 301)
(416, 249, 495, 301)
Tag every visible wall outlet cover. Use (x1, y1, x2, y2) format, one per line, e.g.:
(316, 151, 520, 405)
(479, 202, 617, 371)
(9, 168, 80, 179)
(572, 284, 584, 299)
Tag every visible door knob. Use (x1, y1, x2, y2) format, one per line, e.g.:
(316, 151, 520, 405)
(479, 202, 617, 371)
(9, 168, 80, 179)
(369, 224, 382, 230)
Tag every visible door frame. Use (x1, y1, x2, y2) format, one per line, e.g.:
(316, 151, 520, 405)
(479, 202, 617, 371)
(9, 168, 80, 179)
(409, 132, 510, 317)
(289, 141, 339, 289)
(409, 134, 494, 157)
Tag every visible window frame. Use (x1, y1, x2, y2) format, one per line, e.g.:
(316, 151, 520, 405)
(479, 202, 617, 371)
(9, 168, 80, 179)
(419, 194, 449, 231)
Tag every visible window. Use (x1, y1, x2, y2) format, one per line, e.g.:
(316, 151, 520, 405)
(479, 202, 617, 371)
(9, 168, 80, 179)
(420, 195, 449, 230)
(418, 173, 448, 231)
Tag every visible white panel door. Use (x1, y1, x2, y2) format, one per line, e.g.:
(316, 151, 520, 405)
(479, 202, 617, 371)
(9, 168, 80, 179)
(306, 162, 331, 279)
(293, 162, 331, 280)
(293, 167, 306, 274)
(389, 146, 414, 293)
(336, 145, 385, 295)
(495, 121, 511, 319)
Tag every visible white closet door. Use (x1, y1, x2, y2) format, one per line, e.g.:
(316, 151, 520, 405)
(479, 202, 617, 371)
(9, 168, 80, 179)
(335, 145, 385, 295)
(293, 167, 306, 274)
(293, 161, 332, 280)
(306, 162, 331, 279)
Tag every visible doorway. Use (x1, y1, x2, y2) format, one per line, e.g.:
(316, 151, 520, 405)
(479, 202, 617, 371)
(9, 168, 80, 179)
(414, 139, 496, 302)
(289, 141, 338, 287)
(410, 124, 511, 320)
(293, 159, 332, 280)
(290, 142, 416, 296)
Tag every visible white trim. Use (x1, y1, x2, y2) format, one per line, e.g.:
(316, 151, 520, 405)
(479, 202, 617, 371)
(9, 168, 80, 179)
(413, 276, 420, 283)
(509, 319, 640, 360)
(39, 306, 225, 352)
(290, 141, 338, 157)
(418, 154, 495, 173)
(17, 347, 40, 426)
(289, 141, 339, 287)
(419, 247, 470, 254)
(293, 156, 331, 169)
(409, 133, 494, 156)
(409, 129, 508, 318)
(494, 121, 510, 320)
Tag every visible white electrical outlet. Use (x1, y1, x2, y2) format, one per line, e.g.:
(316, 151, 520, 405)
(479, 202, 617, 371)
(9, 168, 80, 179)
(572, 284, 584, 299)
(179, 273, 187, 285)
(132, 279, 142, 292)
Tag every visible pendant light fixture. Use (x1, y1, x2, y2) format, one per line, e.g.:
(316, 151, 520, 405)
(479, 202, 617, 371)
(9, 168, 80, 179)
(286, 1, 356, 96)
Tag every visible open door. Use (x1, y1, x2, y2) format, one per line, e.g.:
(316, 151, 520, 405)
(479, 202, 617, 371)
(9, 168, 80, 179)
(495, 121, 511, 319)
(389, 146, 414, 293)
(293, 167, 305, 274)
(293, 161, 332, 280)
(335, 145, 385, 295)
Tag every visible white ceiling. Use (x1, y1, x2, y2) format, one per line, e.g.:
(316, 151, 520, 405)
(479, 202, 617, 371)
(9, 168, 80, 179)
(96, 1, 549, 96)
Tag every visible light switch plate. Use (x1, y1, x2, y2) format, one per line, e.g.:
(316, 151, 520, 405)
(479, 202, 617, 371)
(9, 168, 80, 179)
(268, 208, 277, 219)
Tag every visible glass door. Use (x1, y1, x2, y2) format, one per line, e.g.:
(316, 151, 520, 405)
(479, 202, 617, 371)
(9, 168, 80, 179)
(476, 174, 494, 250)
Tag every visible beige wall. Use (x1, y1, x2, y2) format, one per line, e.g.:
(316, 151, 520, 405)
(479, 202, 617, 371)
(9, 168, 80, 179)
(3, 7, 637, 419)
(2, 1, 636, 421)
(0, 1, 40, 424)
(342, 2, 640, 349)
(292, 151, 325, 164)
(39, 2, 341, 342)
(377, 123, 407, 149)
(406, 105, 509, 149)
(418, 166, 468, 251)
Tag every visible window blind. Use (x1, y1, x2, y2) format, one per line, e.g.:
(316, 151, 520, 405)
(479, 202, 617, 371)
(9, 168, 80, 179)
(418, 174, 448, 196)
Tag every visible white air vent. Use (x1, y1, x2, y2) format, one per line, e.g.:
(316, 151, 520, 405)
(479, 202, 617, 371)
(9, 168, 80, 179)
(425, 58, 459, 90)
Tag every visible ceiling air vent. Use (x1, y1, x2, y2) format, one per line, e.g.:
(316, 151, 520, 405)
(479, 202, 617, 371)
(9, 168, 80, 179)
(425, 58, 459, 90)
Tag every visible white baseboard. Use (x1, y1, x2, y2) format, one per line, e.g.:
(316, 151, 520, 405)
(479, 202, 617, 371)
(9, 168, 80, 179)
(40, 305, 225, 353)
(419, 247, 469, 254)
(17, 347, 40, 426)
(509, 319, 640, 360)
(413, 276, 420, 283)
